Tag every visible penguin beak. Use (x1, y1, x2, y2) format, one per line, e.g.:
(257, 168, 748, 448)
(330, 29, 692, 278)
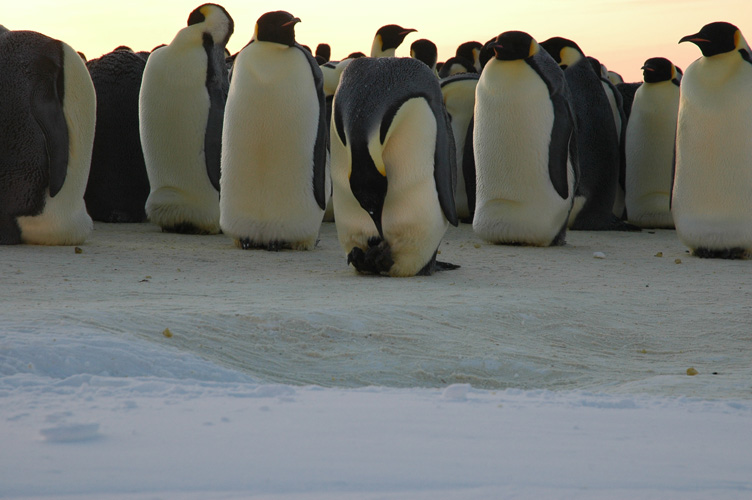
(282, 17, 301, 28)
(641, 65, 654, 72)
(400, 28, 417, 36)
(679, 33, 709, 44)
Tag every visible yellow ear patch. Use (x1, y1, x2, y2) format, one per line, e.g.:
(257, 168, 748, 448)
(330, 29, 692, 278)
(200, 5, 209, 17)
(529, 41, 539, 58)
(734, 30, 741, 49)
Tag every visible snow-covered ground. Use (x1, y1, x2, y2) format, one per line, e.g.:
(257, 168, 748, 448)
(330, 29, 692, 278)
(2, 222, 751, 499)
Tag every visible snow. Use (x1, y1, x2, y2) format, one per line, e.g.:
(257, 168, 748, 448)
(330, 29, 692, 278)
(1, 222, 751, 499)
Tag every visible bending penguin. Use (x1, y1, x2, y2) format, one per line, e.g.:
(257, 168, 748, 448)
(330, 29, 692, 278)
(540, 37, 636, 231)
(139, 3, 234, 234)
(0, 30, 95, 245)
(672, 22, 752, 258)
(473, 31, 578, 246)
(625, 57, 680, 229)
(331, 57, 459, 276)
(220, 11, 328, 251)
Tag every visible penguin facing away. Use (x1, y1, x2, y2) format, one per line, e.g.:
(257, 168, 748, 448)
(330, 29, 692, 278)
(410, 38, 439, 75)
(331, 57, 459, 276)
(625, 57, 680, 229)
(438, 56, 476, 78)
(672, 21, 752, 258)
(440, 72, 479, 222)
(85, 47, 150, 223)
(139, 3, 234, 234)
(370, 24, 416, 57)
(220, 11, 328, 251)
(0, 30, 95, 245)
(473, 31, 578, 246)
(540, 36, 636, 231)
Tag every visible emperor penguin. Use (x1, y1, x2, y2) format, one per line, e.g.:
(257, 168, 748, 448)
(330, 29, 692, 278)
(85, 47, 149, 223)
(456, 41, 483, 73)
(410, 38, 439, 75)
(370, 24, 416, 57)
(672, 21, 752, 258)
(220, 11, 328, 251)
(440, 72, 480, 222)
(590, 56, 628, 219)
(540, 37, 635, 231)
(625, 57, 680, 229)
(438, 56, 476, 78)
(0, 30, 95, 245)
(473, 31, 578, 246)
(331, 57, 459, 276)
(139, 3, 234, 234)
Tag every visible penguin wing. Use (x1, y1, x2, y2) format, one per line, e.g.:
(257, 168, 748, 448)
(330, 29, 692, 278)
(462, 116, 476, 218)
(429, 96, 459, 226)
(29, 41, 69, 198)
(529, 54, 573, 200)
(295, 42, 328, 211)
(204, 43, 228, 192)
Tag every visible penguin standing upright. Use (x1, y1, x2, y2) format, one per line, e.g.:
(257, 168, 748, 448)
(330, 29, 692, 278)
(220, 11, 328, 251)
(440, 72, 479, 222)
(473, 31, 578, 246)
(85, 47, 150, 223)
(0, 30, 95, 245)
(370, 24, 416, 58)
(540, 37, 635, 231)
(139, 3, 234, 234)
(331, 57, 459, 276)
(672, 22, 752, 258)
(625, 57, 680, 229)
(590, 57, 628, 219)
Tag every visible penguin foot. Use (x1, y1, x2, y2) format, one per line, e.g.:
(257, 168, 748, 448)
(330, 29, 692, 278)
(570, 214, 641, 232)
(693, 247, 749, 259)
(417, 251, 460, 276)
(162, 222, 216, 235)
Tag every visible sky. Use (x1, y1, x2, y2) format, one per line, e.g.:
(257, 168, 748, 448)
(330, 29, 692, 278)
(4, 0, 750, 82)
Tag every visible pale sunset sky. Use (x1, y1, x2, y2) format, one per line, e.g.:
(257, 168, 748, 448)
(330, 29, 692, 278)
(4, 0, 750, 82)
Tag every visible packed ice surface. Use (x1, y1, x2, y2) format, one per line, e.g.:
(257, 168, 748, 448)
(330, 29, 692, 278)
(1, 223, 751, 498)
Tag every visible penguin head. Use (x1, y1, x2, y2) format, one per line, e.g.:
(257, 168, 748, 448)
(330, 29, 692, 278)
(641, 57, 677, 84)
(410, 38, 438, 69)
(187, 3, 234, 47)
(456, 40, 482, 69)
(489, 31, 539, 61)
(679, 21, 744, 57)
(254, 11, 301, 47)
(315, 43, 331, 64)
(375, 24, 417, 52)
(540, 37, 584, 69)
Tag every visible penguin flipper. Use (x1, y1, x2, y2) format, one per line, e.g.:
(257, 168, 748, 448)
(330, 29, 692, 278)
(296, 43, 328, 211)
(431, 99, 459, 226)
(462, 117, 477, 221)
(204, 43, 228, 192)
(30, 41, 69, 198)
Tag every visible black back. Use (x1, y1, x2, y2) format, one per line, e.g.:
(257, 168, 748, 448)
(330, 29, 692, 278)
(0, 31, 68, 244)
(85, 49, 149, 222)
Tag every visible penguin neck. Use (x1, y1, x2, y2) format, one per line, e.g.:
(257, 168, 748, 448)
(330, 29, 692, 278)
(692, 48, 750, 87)
(371, 38, 396, 58)
(171, 24, 205, 49)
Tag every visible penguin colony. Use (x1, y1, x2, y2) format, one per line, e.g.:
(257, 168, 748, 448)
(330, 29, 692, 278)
(1, 7, 751, 270)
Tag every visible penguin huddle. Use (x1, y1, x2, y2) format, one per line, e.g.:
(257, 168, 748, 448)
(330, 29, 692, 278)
(2, 10, 751, 264)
